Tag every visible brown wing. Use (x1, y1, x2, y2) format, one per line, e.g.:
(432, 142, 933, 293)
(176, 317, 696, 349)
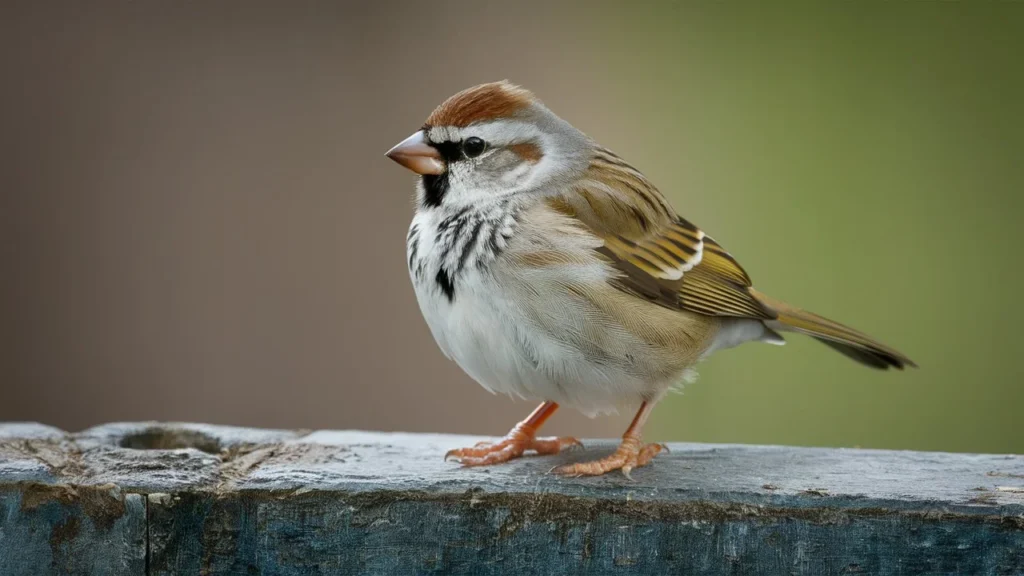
(550, 147, 775, 321)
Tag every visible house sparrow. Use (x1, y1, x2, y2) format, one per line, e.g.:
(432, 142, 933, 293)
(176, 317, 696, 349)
(386, 81, 915, 478)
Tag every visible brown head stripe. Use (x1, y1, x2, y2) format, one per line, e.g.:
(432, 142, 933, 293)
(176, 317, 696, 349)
(426, 81, 534, 127)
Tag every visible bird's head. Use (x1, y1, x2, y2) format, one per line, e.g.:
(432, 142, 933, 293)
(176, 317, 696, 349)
(386, 81, 592, 209)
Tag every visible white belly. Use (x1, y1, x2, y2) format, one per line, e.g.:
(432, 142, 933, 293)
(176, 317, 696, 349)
(412, 267, 644, 416)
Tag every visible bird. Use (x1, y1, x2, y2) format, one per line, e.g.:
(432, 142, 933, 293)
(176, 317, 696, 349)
(385, 81, 915, 478)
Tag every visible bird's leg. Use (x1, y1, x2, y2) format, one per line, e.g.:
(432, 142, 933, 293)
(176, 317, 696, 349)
(554, 401, 665, 479)
(445, 402, 581, 467)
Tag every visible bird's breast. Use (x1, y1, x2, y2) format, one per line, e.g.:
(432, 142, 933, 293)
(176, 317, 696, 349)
(407, 201, 519, 305)
(405, 203, 539, 398)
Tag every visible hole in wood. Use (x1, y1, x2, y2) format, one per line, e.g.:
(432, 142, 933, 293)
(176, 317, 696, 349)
(118, 428, 222, 454)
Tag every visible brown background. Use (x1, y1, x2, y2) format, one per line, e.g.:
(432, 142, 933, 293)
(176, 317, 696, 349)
(0, 2, 630, 437)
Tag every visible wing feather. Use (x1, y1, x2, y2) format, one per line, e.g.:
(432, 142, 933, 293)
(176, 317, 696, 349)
(550, 148, 774, 321)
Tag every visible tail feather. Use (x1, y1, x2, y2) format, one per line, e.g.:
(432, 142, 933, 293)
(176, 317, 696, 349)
(750, 289, 917, 371)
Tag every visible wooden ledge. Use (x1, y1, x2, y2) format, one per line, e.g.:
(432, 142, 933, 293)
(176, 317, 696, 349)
(2, 422, 1022, 575)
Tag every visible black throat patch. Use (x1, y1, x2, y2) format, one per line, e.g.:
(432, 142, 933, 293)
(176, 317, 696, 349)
(421, 173, 449, 208)
(420, 140, 463, 208)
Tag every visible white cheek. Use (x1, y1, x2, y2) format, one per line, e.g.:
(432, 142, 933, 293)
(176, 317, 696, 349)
(501, 161, 533, 185)
(445, 164, 499, 204)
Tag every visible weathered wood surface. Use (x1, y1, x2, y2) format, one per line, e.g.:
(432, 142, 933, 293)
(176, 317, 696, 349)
(1, 422, 1022, 575)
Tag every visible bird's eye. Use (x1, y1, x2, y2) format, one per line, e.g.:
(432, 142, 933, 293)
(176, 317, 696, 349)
(462, 137, 486, 158)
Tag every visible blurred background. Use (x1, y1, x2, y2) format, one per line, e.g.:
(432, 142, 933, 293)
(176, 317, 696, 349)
(1, 2, 1021, 454)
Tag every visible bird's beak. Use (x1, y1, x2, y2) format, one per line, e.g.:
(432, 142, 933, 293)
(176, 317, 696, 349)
(385, 130, 445, 175)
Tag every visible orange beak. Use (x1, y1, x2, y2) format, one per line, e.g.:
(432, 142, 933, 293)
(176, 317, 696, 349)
(385, 130, 445, 175)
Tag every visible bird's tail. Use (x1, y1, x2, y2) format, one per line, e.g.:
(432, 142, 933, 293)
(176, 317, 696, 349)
(750, 288, 916, 370)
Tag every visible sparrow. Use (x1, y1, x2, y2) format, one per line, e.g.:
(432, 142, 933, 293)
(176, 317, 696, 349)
(386, 81, 915, 478)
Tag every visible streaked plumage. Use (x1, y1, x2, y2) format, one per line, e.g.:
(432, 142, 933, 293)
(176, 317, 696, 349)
(388, 81, 915, 477)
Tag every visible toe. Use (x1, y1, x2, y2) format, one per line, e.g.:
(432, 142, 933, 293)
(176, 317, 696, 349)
(530, 436, 583, 455)
(636, 443, 664, 467)
(444, 436, 531, 466)
(445, 439, 515, 460)
(456, 443, 523, 467)
(553, 452, 628, 476)
(445, 447, 481, 460)
(561, 437, 584, 451)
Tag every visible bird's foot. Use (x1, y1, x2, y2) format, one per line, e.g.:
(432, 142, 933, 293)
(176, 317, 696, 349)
(445, 428, 581, 467)
(553, 435, 665, 479)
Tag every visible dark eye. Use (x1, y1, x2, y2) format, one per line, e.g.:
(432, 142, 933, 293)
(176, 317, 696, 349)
(462, 137, 486, 158)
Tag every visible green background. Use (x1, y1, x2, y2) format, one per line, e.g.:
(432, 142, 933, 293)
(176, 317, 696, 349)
(603, 3, 1024, 453)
